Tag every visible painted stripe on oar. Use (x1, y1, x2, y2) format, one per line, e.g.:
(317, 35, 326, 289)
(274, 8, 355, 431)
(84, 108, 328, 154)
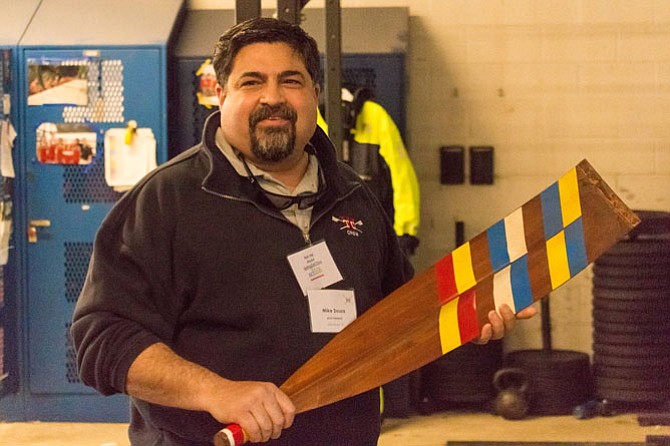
(457, 289, 479, 342)
(541, 182, 563, 239)
(565, 217, 588, 276)
(558, 167, 581, 227)
(487, 208, 527, 273)
(510, 255, 533, 310)
(505, 208, 528, 262)
(452, 242, 476, 293)
(483, 254, 536, 318)
(438, 296, 461, 354)
(438, 288, 479, 354)
(546, 230, 571, 289)
(435, 255, 457, 305)
(490, 255, 532, 313)
(487, 220, 509, 272)
(493, 265, 515, 311)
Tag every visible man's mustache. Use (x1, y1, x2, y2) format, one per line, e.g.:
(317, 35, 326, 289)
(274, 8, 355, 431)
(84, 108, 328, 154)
(249, 104, 297, 128)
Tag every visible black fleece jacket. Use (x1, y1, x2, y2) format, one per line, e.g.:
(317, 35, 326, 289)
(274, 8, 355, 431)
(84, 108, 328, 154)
(71, 111, 413, 445)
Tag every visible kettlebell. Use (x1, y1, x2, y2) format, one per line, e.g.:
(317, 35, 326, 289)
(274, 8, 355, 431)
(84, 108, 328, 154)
(493, 367, 530, 420)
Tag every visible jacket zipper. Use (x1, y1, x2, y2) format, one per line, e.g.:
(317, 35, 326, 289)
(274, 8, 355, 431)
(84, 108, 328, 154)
(203, 182, 362, 246)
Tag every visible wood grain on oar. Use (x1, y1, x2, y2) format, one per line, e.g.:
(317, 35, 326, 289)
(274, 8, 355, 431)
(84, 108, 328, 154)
(213, 159, 639, 446)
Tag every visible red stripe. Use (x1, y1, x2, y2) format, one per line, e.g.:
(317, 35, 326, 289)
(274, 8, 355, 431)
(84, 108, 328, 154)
(435, 254, 458, 305)
(229, 424, 246, 445)
(457, 288, 480, 343)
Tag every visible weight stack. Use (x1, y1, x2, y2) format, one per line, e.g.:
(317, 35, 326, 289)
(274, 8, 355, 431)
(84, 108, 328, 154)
(504, 349, 593, 415)
(592, 210, 670, 408)
(420, 340, 503, 412)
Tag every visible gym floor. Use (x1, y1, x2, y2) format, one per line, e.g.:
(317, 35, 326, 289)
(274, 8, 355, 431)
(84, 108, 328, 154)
(0, 411, 666, 445)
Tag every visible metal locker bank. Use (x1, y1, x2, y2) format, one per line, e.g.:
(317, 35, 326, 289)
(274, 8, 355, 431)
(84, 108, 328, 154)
(0, 0, 184, 422)
(0, 0, 42, 408)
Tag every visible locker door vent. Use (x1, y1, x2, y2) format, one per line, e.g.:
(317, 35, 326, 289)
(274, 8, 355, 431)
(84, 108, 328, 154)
(64, 242, 93, 303)
(65, 322, 81, 384)
(63, 59, 125, 123)
(63, 145, 122, 203)
(342, 67, 377, 91)
(318, 67, 377, 96)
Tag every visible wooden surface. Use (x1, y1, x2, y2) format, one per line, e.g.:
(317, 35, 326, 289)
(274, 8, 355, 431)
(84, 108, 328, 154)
(214, 159, 639, 445)
(281, 159, 639, 413)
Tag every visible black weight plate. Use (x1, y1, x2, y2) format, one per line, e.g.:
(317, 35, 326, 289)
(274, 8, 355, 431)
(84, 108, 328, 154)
(593, 297, 670, 310)
(593, 263, 670, 278)
(593, 307, 668, 322)
(593, 330, 670, 345)
(593, 343, 670, 357)
(595, 255, 670, 267)
(593, 364, 661, 379)
(596, 387, 670, 403)
(629, 210, 670, 237)
(595, 246, 670, 260)
(592, 275, 670, 290)
(594, 320, 670, 334)
(593, 353, 669, 368)
(593, 299, 670, 313)
(599, 239, 670, 257)
(596, 376, 667, 391)
(593, 309, 668, 324)
(505, 349, 589, 366)
(592, 287, 670, 301)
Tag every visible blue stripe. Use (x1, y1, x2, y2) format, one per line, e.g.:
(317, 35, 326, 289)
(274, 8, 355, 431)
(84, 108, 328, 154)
(565, 217, 588, 276)
(510, 255, 534, 310)
(487, 220, 509, 272)
(541, 182, 563, 239)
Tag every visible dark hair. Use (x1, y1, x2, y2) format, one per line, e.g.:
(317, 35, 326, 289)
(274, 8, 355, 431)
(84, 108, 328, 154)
(212, 17, 321, 88)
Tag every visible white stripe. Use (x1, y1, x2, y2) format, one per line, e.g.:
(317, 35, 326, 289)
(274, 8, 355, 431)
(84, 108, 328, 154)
(504, 208, 527, 262)
(219, 429, 236, 446)
(493, 265, 517, 313)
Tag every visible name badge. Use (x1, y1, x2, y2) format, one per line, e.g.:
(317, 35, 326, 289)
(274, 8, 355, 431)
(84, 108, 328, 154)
(307, 289, 357, 333)
(287, 240, 343, 296)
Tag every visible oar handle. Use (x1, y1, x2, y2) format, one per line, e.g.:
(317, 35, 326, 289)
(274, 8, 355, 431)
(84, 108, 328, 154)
(213, 424, 247, 446)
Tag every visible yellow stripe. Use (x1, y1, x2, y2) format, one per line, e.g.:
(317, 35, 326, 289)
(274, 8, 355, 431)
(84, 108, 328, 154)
(452, 242, 476, 292)
(558, 167, 582, 227)
(439, 297, 462, 354)
(546, 231, 571, 289)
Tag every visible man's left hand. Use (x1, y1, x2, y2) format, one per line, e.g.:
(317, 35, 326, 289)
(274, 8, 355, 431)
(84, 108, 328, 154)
(473, 304, 537, 344)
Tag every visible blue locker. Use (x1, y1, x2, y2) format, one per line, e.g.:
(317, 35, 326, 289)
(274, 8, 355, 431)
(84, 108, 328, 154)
(0, 0, 184, 422)
(0, 0, 42, 405)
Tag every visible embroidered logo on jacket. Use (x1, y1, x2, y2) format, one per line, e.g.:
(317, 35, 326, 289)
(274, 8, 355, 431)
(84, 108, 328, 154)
(332, 215, 363, 237)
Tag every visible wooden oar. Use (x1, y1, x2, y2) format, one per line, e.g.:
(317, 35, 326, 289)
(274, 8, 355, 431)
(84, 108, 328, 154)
(213, 159, 639, 446)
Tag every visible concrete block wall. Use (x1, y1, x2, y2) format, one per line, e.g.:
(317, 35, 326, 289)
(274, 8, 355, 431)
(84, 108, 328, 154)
(403, 0, 670, 355)
(188, 0, 670, 354)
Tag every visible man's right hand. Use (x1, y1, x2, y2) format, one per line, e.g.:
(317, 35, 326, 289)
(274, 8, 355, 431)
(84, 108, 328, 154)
(126, 343, 295, 443)
(204, 380, 295, 443)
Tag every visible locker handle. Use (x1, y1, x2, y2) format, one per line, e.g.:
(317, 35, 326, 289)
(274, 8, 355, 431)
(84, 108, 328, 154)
(28, 219, 51, 243)
(29, 219, 51, 227)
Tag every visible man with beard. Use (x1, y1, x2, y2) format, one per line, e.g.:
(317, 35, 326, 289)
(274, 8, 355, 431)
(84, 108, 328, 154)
(71, 18, 535, 446)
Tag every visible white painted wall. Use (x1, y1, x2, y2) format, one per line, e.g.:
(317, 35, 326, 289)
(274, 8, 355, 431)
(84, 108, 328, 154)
(187, 0, 670, 355)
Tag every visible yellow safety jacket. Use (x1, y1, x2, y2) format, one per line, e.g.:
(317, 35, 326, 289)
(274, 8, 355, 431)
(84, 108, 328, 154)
(317, 102, 420, 237)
